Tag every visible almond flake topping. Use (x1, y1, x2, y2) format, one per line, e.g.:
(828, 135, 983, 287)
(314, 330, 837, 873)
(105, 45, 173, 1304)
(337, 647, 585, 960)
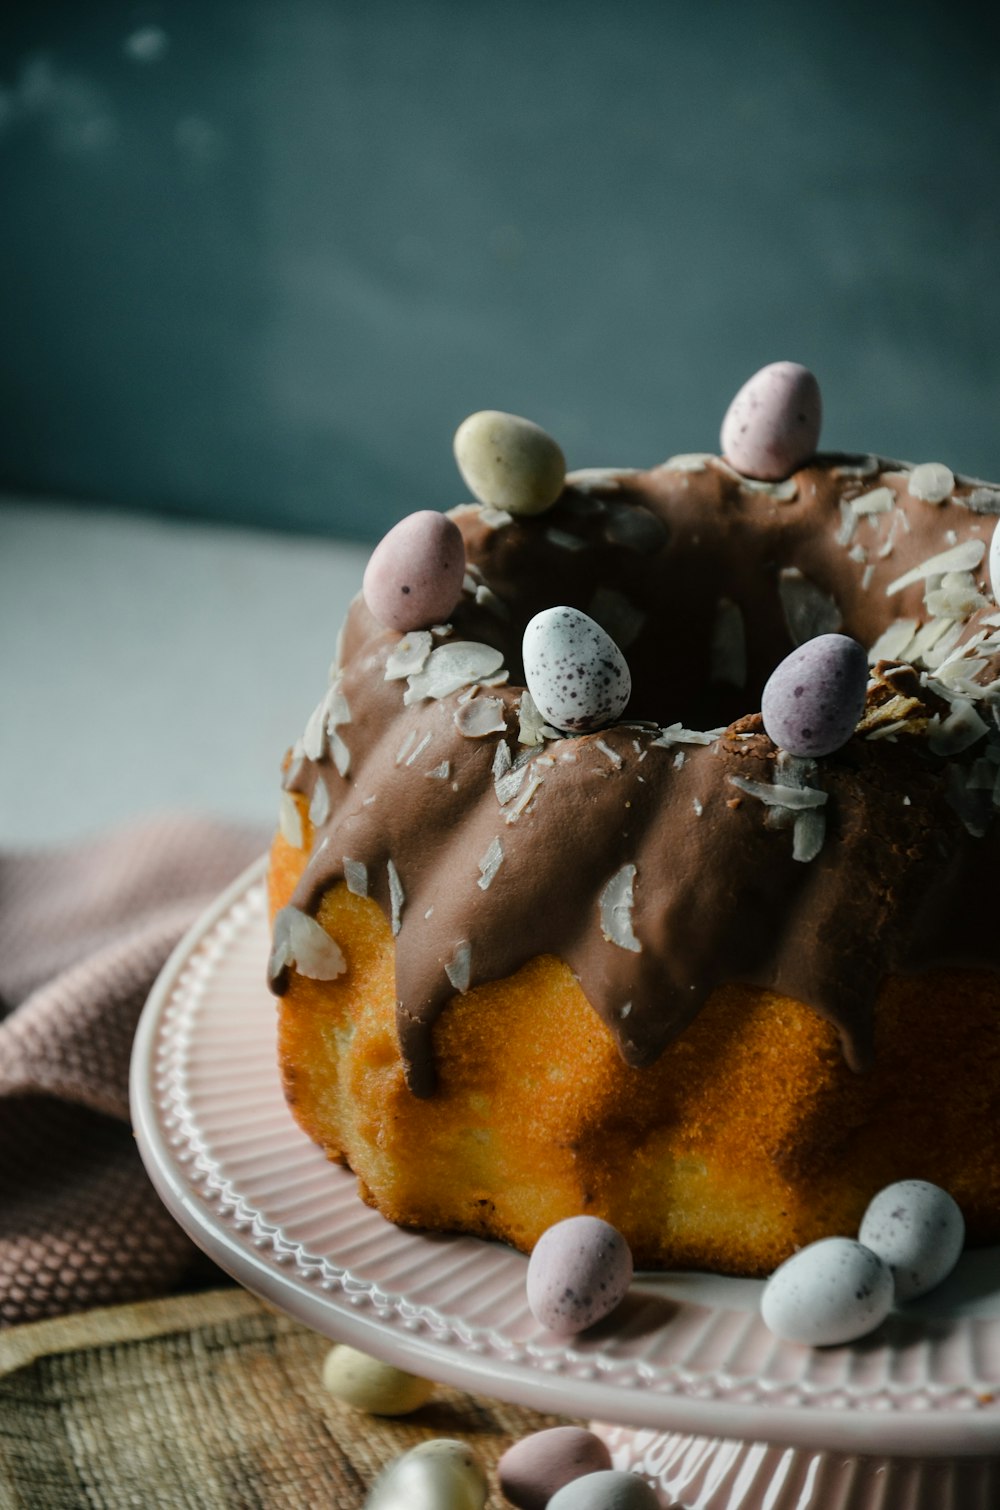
(404, 642, 504, 704)
(343, 858, 368, 897)
(477, 838, 504, 890)
(308, 779, 331, 828)
(273, 906, 346, 981)
(778, 567, 843, 645)
(518, 689, 547, 746)
(651, 723, 719, 749)
(425, 761, 451, 780)
(387, 860, 405, 935)
(908, 462, 954, 505)
(599, 863, 641, 953)
(455, 696, 507, 738)
(851, 486, 895, 516)
(385, 631, 433, 681)
(504, 772, 544, 822)
(727, 776, 828, 810)
(278, 792, 304, 849)
(886, 538, 985, 596)
(965, 488, 1000, 515)
(445, 940, 472, 993)
(594, 739, 623, 769)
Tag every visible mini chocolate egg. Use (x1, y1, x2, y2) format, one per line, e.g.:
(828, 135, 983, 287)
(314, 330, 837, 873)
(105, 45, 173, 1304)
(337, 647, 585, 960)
(321, 1343, 434, 1415)
(498, 1427, 613, 1510)
(526, 1215, 633, 1334)
(523, 607, 631, 733)
(859, 1180, 965, 1302)
(761, 1237, 894, 1346)
(453, 410, 566, 516)
(362, 510, 465, 632)
(547, 1469, 660, 1510)
(365, 1438, 487, 1510)
(721, 361, 822, 481)
(990, 521, 1000, 605)
(761, 632, 868, 757)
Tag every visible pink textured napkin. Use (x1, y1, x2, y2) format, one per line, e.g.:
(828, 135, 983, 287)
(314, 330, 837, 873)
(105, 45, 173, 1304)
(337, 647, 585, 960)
(0, 816, 266, 1326)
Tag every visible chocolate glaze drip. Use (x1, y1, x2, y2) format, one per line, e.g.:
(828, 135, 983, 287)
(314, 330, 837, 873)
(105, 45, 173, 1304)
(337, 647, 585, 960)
(271, 454, 1000, 1096)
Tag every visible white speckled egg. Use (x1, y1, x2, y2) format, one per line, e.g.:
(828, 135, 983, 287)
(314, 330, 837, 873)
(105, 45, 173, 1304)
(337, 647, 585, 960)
(362, 510, 466, 632)
(526, 1215, 633, 1335)
(859, 1180, 965, 1301)
(547, 1468, 660, 1510)
(364, 1438, 487, 1510)
(990, 521, 1000, 606)
(454, 410, 566, 515)
(523, 607, 631, 733)
(721, 361, 822, 481)
(761, 1237, 894, 1346)
(321, 1343, 434, 1415)
(498, 1426, 613, 1510)
(761, 633, 869, 758)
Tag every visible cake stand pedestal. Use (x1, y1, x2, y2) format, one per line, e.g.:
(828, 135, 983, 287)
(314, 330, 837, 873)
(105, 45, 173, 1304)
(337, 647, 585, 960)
(130, 861, 1000, 1510)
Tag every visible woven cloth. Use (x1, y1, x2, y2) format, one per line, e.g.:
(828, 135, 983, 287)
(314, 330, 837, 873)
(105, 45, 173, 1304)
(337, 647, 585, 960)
(0, 817, 266, 1326)
(0, 1287, 577, 1508)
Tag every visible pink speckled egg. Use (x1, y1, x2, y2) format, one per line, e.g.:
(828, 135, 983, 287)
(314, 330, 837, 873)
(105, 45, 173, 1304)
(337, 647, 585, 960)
(761, 632, 868, 758)
(526, 1216, 633, 1335)
(721, 361, 822, 481)
(498, 1427, 613, 1510)
(362, 511, 465, 632)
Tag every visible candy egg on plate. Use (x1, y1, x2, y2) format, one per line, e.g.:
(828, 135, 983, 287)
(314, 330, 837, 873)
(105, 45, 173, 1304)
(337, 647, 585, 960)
(859, 1179, 965, 1301)
(526, 1214, 633, 1334)
(363, 510, 466, 632)
(523, 606, 631, 733)
(721, 361, 822, 481)
(761, 632, 868, 758)
(761, 1237, 894, 1346)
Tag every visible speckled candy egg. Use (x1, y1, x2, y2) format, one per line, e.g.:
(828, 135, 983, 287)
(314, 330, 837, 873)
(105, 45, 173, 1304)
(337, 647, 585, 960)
(859, 1180, 966, 1302)
(721, 361, 822, 481)
(761, 1237, 894, 1346)
(498, 1427, 613, 1510)
(761, 632, 868, 757)
(547, 1469, 660, 1510)
(364, 1438, 487, 1510)
(526, 1215, 633, 1334)
(362, 510, 466, 632)
(321, 1343, 434, 1415)
(523, 607, 631, 733)
(453, 410, 566, 516)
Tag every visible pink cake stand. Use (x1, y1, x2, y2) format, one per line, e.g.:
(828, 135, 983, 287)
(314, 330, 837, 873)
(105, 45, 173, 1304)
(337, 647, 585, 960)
(131, 860, 1000, 1509)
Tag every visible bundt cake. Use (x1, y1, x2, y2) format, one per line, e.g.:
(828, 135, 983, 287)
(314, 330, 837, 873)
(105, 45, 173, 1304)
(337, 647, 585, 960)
(267, 365, 1000, 1277)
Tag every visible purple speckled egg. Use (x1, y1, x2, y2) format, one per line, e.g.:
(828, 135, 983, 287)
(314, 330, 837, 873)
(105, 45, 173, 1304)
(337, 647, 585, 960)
(526, 1215, 633, 1335)
(522, 607, 631, 733)
(721, 361, 822, 481)
(362, 510, 465, 632)
(859, 1180, 965, 1302)
(498, 1428, 613, 1510)
(761, 633, 868, 758)
(547, 1470, 660, 1510)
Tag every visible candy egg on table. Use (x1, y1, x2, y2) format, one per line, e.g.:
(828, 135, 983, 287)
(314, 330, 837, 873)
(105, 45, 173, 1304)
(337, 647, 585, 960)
(547, 1468, 660, 1510)
(454, 409, 566, 516)
(721, 360, 822, 480)
(321, 1343, 434, 1415)
(761, 632, 869, 757)
(364, 1438, 487, 1510)
(859, 1180, 966, 1301)
(498, 1426, 613, 1510)
(523, 607, 631, 733)
(362, 510, 466, 632)
(526, 1215, 633, 1334)
(761, 1237, 894, 1346)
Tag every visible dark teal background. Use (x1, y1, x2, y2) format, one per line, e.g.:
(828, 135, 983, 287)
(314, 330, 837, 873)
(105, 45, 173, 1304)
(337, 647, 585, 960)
(2, 1, 1000, 542)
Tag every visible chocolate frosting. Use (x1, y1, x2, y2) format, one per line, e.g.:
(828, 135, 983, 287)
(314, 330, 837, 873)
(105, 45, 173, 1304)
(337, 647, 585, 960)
(270, 453, 1000, 1096)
